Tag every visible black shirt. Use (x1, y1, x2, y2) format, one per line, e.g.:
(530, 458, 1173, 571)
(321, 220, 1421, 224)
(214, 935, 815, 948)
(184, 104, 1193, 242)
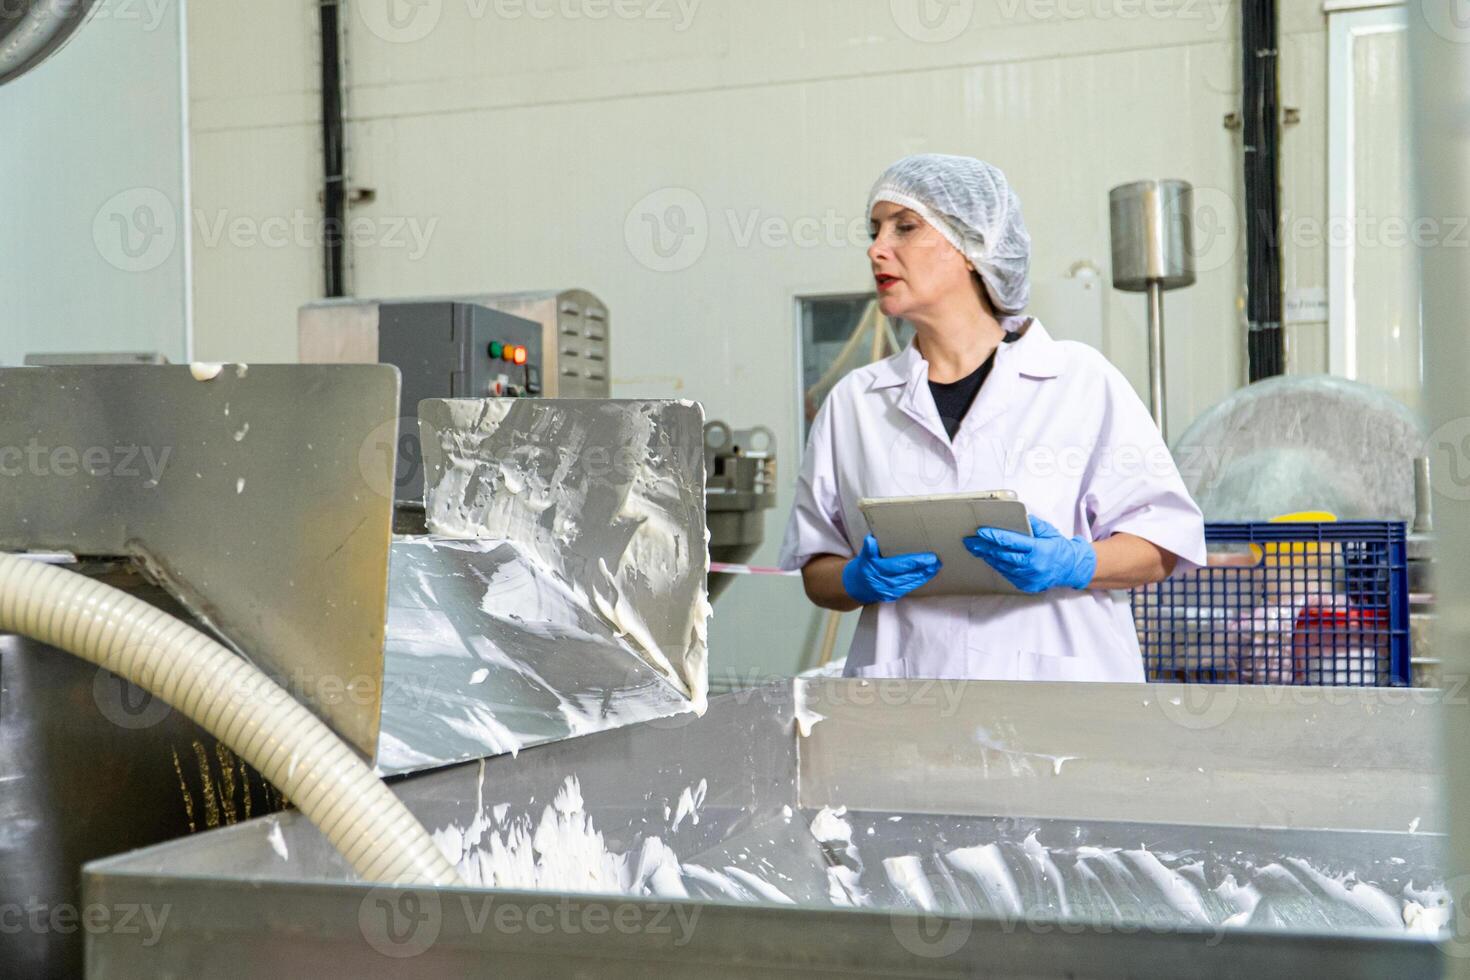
(928, 332, 1022, 440)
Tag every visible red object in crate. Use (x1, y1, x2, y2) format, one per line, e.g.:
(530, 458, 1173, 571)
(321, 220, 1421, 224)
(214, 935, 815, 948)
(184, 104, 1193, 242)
(1289, 604, 1388, 685)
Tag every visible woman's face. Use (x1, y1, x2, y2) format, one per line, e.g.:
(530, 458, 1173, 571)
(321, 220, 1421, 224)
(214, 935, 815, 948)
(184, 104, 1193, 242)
(867, 202, 977, 321)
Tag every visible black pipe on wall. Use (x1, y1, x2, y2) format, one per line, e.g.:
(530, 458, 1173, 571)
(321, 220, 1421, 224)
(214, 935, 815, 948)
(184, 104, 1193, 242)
(1242, 0, 1284, 381)
(319, 0, 347, 298)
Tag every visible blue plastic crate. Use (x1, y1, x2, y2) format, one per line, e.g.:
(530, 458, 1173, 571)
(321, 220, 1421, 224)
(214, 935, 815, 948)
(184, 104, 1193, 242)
(1129, 522, 1410, 686)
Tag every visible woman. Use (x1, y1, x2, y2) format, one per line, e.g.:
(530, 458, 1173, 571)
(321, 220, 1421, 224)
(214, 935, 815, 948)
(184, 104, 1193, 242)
(779, 154, 1206, 682)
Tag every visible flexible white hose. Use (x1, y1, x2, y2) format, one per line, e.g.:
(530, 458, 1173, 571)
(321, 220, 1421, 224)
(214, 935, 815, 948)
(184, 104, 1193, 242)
(0, 553, 462, 887)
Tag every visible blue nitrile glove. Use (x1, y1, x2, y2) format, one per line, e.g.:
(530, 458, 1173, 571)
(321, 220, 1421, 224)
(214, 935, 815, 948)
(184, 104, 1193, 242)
(842, 535, 942, 605)
(963, 515, 1097, 593)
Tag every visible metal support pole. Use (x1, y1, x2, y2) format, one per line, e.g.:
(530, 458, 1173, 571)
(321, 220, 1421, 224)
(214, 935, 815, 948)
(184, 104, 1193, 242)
(1147, 280, 1166, 434)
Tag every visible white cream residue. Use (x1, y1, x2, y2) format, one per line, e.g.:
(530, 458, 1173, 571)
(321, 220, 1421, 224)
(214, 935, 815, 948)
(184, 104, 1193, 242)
(266, 821, 289, 861)
(883, 855, 938, 912)
(794, 684, 827, 738)
(189, 362, 223, 381)
(439, 703, 522, 758)
(972, 725, 1078, 777)
(946, 843, 1023, 917)
(671, 779, 708, 831)
(810, 806, 853, 845)
(724, 866, 797, 905)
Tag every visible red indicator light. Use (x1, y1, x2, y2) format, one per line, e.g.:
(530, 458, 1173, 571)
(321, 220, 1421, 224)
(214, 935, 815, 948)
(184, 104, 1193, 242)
(513, 346, 527, 366)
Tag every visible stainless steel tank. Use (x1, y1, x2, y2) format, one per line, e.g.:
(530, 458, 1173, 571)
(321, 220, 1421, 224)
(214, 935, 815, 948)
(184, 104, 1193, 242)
(1109, 179, 1197, 436)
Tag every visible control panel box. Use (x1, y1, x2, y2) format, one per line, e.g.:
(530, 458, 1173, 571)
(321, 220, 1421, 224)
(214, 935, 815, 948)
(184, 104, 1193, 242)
(298, 288, 609, 399)
(377, 301, 543, 502)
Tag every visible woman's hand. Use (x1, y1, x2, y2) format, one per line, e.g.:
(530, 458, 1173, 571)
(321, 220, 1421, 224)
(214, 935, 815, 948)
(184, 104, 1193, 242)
(801, 536, 941, 611)
(964, 517, 1178, 592)
(963, 516, 1096, 593)
(843, 535, 941, 604)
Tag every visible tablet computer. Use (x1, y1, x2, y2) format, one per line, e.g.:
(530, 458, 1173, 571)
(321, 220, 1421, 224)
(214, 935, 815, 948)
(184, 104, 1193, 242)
(857, 490, 1032, 598)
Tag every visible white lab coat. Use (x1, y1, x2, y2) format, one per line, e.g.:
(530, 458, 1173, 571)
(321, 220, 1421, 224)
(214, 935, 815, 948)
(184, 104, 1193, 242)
(779, 317, 1207, 682)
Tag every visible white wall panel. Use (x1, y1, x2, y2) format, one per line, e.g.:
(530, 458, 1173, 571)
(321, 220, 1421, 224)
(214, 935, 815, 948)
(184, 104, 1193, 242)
(186, 0, 1336, 679)
(0, 2, 189, 365)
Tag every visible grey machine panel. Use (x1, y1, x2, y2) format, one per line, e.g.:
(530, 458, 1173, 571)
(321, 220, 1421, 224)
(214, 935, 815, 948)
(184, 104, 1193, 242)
(298, 288, 610, 399)
(86, 677, 1448, 978)
(376, 301, 543, 503)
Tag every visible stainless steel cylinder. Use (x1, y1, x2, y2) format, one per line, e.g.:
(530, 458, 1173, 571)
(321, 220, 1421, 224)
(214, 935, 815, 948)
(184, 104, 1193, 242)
(1109, 179, 1196, 435)
(1108, 180, 1197, 292)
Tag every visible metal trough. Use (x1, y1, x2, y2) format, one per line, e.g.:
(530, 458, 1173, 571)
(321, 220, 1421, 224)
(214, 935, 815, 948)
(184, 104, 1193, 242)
(85, 677, 1448, 978)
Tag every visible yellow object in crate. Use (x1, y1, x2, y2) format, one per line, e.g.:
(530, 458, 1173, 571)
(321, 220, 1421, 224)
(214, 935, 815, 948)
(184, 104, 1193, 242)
(1248, 511, 1339, 563)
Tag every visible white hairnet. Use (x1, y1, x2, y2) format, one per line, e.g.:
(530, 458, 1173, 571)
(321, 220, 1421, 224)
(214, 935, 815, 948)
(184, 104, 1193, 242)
(867, 154, 1031, 314)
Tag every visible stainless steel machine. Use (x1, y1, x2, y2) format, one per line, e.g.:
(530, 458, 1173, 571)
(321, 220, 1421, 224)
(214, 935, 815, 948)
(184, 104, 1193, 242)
(704, 421, 777, 600)
(299, 289, 611, 399)
(85, 678, 1448, 977)
(2, 367, 1458, 980)
(0, 367, 708, 975)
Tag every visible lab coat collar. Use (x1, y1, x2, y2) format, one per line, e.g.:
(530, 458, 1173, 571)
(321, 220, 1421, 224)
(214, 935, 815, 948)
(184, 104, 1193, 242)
(865, 316, 1064, 392)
